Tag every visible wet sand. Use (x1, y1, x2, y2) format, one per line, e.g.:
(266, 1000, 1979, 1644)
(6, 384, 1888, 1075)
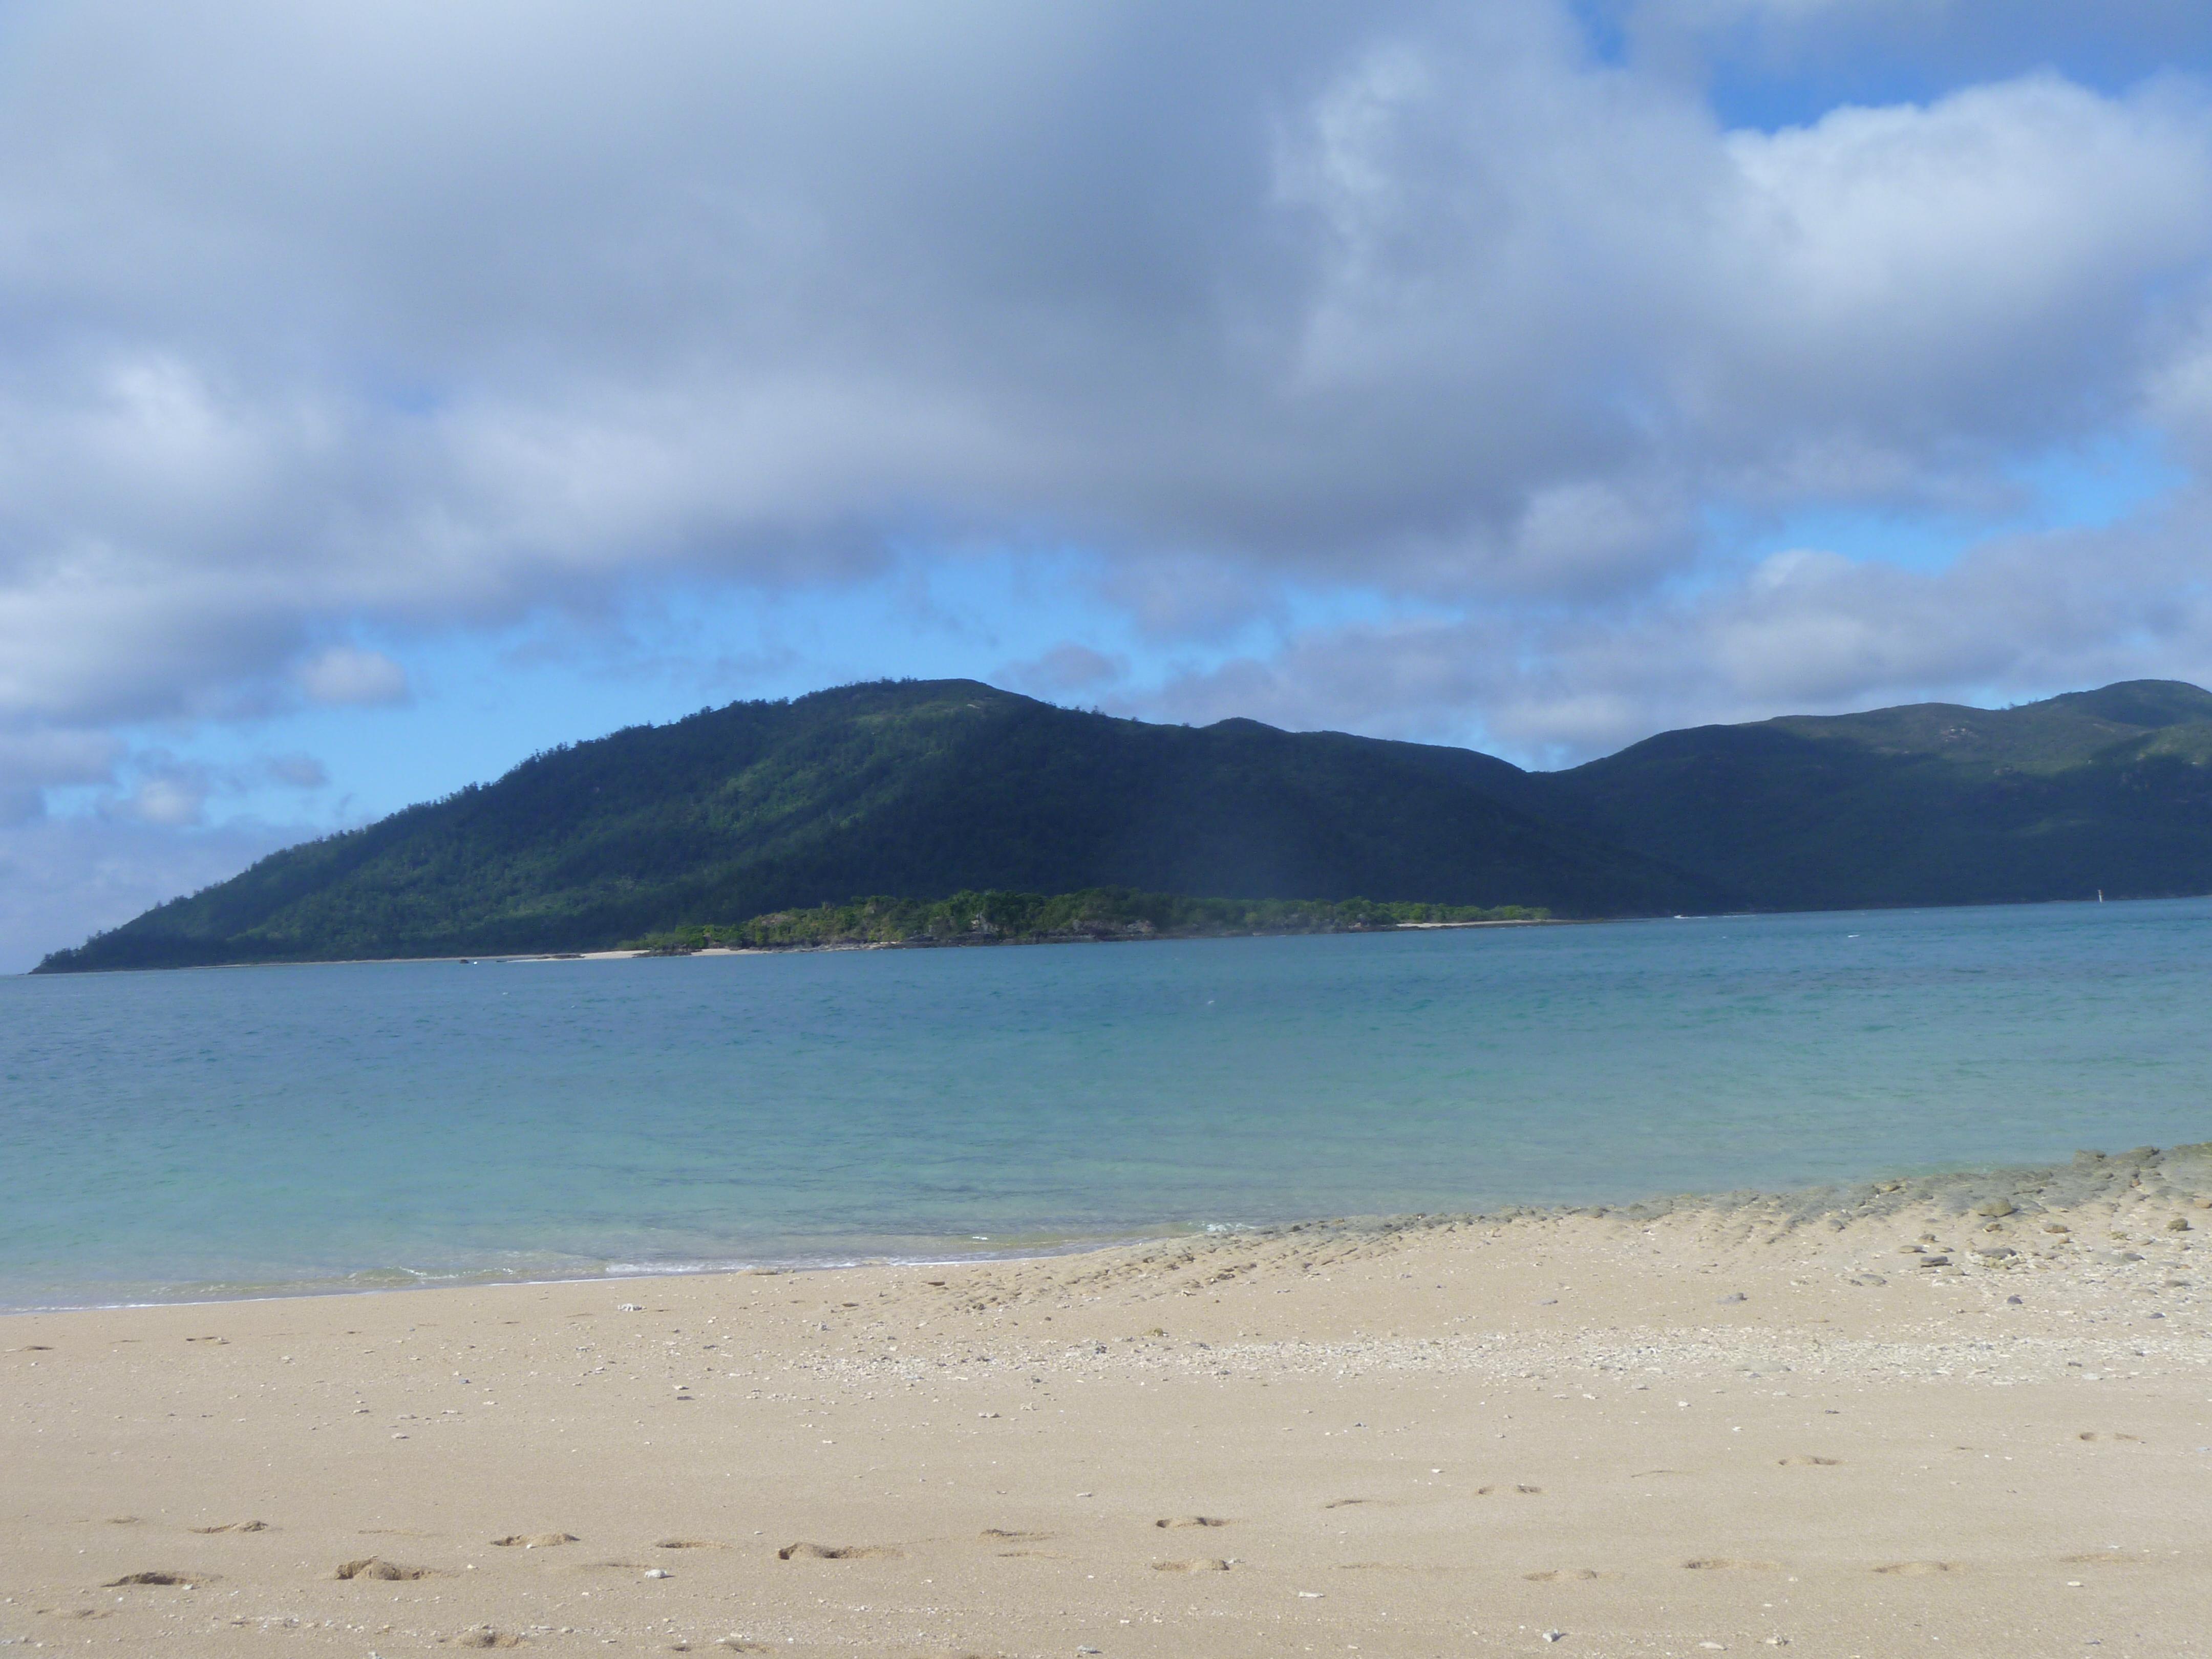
(5, 1146, 2209, 1657)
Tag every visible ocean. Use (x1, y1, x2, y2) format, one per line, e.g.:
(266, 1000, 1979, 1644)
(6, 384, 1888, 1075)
(3, 897, 2208, 1310)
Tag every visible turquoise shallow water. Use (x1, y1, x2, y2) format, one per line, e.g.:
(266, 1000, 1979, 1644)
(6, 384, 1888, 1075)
(3, 897, 2210, 1310)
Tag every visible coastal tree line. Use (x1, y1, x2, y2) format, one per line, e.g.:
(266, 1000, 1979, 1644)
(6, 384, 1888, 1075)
(622, 888, 1549, 952)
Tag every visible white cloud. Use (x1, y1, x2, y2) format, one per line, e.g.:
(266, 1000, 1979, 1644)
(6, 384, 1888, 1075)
(295, 646, 409, 707)
(112, 770, 211, 828)
(0, 6, 2200, 705)
(1142, 492, 2212, 760)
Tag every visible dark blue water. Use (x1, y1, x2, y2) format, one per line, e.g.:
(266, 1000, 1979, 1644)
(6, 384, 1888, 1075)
(3, 898, 2208, 1309)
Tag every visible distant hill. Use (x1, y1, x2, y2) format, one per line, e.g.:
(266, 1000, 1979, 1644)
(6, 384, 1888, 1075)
(1520, 679, 2212, 911)
(32, 680, 1719, 971)
(32, 676, 2212, 973)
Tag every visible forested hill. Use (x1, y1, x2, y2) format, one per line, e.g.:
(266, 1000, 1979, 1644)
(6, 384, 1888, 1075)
(1520, 679, 2212, 912)
(34, 676, 2212, 972)
(33, 680, 1720, 971)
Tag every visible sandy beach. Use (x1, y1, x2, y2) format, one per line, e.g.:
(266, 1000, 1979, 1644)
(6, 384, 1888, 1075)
(6, 1147, 2209, 1658)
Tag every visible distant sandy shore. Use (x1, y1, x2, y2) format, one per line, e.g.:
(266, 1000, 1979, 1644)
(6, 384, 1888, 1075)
(55, 915, 1567, 975)
(6, 1147, 2209, 1656)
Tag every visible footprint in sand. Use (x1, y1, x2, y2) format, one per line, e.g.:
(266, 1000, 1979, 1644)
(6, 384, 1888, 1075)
(1475, 1485, 1544, 1496)
(777, 1543, 902, 1561)
(655, 1539, 728, 1550)
(1323, 1498, 1384, 1509)
(2076, 1432, 2143, 1443)
(1776, 1456, 1843, 1467)
(1154, 1516, 1229, 1529)
(717, 1642, 774, 1654)
(103, 1571, 217, 1588)
(445, 1630, 526, 1649)
(980, 1528, 1049, 1541)
(1152, 1558, 1231, 1572)
(1873, 1561, 1961, 1576)
(335, 1558, 439, 1581)
(491, 1533, 577, 1548)
(190, 1520, 272, 1534)
(1523, 1569, 1602, 1582)
(1683, 1559, 1778, 1572)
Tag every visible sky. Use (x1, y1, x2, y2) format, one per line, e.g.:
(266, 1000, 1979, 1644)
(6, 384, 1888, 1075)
(7, 0, 2212, 970)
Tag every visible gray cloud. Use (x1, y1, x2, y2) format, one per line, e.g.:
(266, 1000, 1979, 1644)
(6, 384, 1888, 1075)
(997, 643, 1130, 700)
(261, 752, 330, 791)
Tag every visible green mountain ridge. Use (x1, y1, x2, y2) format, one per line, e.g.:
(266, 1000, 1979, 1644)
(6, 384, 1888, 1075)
(1522, 678, 2212, 913)
(33, 676, 2212, 973)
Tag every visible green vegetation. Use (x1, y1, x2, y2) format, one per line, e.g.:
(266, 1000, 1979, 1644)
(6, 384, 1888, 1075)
(1524, 679, 2212, 911)
(35, 679, 1692, 972)
(623, 888, 1547, 953)
(33, 676, 2212, 973)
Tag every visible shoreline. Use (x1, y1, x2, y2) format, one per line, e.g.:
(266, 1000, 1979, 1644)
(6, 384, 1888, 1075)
(29, 888, 2194, 977)
(8, 1142, 2208, 1655)
(11, 1143, 2202, 1317)
(22, 914, 1575, 977)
